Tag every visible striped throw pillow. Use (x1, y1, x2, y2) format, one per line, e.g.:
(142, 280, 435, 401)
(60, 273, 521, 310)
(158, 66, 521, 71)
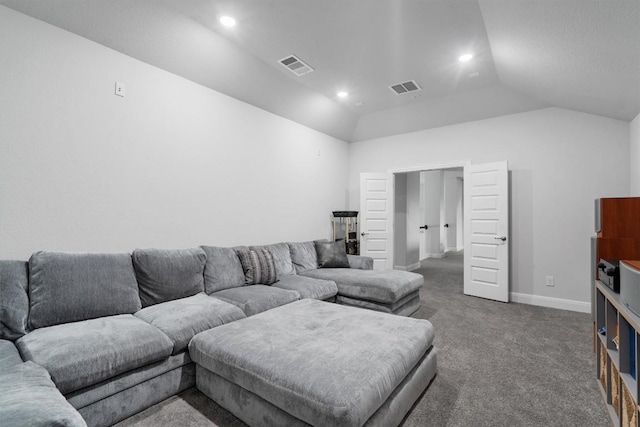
(236, 248, 278, 285)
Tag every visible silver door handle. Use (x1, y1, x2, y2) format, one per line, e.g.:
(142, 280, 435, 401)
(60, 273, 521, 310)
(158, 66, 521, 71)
(361, 232, 369, 236)
(495, 236, 507, 242)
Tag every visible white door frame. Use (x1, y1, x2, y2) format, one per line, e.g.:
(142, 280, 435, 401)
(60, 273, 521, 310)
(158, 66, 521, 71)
(388, 161, 472, 175)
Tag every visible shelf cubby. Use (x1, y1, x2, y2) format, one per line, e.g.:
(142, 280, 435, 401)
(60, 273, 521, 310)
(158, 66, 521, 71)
(596, 281, 640, 427)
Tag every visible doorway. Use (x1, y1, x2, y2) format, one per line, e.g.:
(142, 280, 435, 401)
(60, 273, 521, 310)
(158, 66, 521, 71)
(393, 166, 464, 271)
(360, 160, 509, 302)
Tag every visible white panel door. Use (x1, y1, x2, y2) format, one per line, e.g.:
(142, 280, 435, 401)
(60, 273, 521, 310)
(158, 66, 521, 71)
(463, 161, 509, 302)
(360, 173, 394, 270)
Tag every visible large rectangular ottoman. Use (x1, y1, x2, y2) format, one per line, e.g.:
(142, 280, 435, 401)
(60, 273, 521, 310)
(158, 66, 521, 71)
(189, 299, 436, 427)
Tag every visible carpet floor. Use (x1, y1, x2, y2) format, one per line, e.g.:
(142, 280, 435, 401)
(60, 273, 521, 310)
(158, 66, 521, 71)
(115, 251, 609, 427)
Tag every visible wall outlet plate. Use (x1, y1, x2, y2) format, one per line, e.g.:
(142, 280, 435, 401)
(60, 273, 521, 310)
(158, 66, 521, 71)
(545, 276, 555, 287)
(115, 81, 126, 97)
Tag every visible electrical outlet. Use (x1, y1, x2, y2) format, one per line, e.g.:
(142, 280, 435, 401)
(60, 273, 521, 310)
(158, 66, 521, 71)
(115, 81, 126, 97)
(545, 276, 555, 287)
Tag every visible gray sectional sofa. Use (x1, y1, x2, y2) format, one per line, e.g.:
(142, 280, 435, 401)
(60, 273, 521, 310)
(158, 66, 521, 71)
(0, 240, 430, 427)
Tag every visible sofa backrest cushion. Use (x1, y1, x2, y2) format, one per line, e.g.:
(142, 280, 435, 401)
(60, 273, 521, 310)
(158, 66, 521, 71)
(0, 261, 29, 340)
(28, 252, 141, 329)
(249, 243, 296, 277)
(132, 248, 206, 308)
(200, 246, 246, 294)
(288, 241, 319, 274)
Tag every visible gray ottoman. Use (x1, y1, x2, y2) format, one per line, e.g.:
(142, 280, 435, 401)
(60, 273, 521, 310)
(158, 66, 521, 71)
(189, 299, 436, 427)
(300, 268, 423, 316)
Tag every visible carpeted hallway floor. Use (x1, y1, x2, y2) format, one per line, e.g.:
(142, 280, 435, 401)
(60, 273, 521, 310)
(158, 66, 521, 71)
(116, 251, 609, 427)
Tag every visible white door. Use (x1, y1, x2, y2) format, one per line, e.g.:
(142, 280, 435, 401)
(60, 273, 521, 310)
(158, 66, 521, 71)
(463, 161, 509, 302)
(360, 173, 394, 270)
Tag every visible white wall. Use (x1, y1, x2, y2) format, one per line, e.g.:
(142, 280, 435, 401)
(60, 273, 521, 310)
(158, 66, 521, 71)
(0, 7, 349, 260)
(393, 174, 408, 267)
(420, 170, 444, 259)
(631, 113, 640, 195)
(443, 170, 462, 251)
(405, 172, 421, 269)
(393, 172, 420, 270)
(456, 177, 464, 250)
(349, 108, 629, 309)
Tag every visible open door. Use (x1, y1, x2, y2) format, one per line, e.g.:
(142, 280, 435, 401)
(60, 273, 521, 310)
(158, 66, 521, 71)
(463, 161, 509, 302)
(360, 173, 394, 270)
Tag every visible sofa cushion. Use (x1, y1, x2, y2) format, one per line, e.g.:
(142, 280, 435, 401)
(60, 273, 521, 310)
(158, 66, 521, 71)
(337, 290, 420, 314)
(272, 275, 338, 300)
(134, 293, 246, 355)
(16, 314, 173, 394)
(0, 339, 23, 372)
(315, 241, 350, 268)
(346, 254, 374, 270)
(0, 361, 87, 427)
(0, 260, 29, 340)
(132, 247, 206, 307)
(287, 241, 318, 273)
(250, 243, 296, 277)
(200, 246, 247, 293)
(237, 248, 278, 285)
(301, 269, 424, 304)
(28, 252, 141, 329)
(212, 285, 300, 316)
(65, 352, 191, 411)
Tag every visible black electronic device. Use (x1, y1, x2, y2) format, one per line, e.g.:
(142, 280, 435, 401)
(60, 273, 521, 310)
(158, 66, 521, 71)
(598, 258, 620, 292)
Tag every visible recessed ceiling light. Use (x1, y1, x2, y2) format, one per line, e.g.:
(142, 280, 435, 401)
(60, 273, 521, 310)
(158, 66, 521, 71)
(337, 91, 349, 98)
(458, 53, 474, 62)
(219, 16, 236, 27)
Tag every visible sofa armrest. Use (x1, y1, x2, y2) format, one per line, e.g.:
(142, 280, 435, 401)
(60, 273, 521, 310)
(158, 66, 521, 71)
(347, 255, 373, 270)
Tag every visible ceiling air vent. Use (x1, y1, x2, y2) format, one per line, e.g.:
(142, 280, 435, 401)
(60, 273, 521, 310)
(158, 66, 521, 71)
(389, 80, 421, 95)
(279, 54, 314, 76)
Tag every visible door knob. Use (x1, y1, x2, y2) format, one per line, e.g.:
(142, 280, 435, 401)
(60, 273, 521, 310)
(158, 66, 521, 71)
(494, 236, 507, 242)
(361, 232, 369, 236)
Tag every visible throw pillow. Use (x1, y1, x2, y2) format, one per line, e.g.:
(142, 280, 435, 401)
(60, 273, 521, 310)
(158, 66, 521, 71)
(315, 241, 350, 268)
(236, 248, 278, 285)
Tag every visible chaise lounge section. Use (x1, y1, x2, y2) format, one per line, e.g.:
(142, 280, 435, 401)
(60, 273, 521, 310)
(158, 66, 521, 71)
(289, 240, 423, 316)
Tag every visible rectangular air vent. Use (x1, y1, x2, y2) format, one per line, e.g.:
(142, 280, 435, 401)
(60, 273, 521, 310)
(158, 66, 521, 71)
(279, 55, 314, 76)
(389, 80, 421, 95)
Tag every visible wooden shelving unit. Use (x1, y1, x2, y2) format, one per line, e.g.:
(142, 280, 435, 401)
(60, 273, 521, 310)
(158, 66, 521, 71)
(596, 280, 639, 426)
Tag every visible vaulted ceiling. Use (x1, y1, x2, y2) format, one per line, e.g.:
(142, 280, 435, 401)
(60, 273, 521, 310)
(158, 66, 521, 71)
(2, 0, 638, 142)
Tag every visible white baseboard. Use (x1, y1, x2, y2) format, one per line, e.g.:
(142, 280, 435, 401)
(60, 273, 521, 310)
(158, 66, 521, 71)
(423, 253, 445, 259)
(394, 262, 421, 272)
(407, 262, 421, 271)
(510, 292, 591, 314)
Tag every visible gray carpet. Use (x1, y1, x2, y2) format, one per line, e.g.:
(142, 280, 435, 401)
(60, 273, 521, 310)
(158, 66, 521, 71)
(115, 251, 609, 427)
